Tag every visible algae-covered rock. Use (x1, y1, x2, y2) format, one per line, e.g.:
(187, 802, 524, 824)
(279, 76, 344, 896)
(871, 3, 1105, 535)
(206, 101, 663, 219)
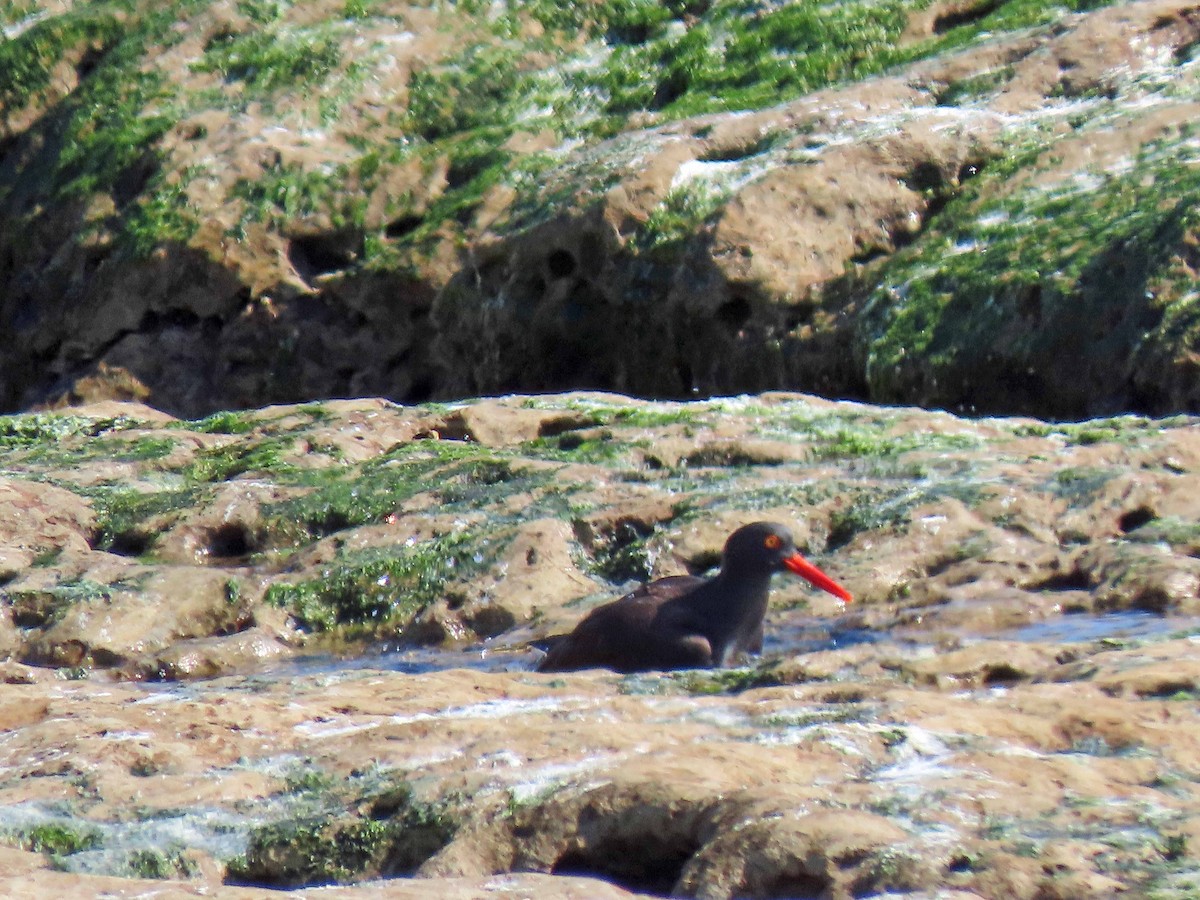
(1, 0, 1199, 417)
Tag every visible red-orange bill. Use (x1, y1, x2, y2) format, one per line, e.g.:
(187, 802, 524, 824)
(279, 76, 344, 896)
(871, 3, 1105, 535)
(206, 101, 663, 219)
(783, 553, 853, 603)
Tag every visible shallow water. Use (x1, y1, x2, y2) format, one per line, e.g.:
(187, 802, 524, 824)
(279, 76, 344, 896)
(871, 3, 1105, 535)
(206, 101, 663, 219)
(995, 609, 1200, 644)
(229, 610, 1200, 684)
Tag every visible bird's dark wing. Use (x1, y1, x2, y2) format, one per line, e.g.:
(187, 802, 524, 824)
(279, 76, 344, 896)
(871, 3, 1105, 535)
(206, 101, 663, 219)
(536, 576, 712, 673)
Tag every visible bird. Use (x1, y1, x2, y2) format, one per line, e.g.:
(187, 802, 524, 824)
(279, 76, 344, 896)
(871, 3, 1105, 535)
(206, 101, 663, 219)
(536, 521, 852, 673)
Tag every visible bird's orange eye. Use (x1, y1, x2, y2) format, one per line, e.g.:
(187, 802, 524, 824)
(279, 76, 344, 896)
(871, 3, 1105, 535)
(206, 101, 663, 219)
(763, 534, 782, 550)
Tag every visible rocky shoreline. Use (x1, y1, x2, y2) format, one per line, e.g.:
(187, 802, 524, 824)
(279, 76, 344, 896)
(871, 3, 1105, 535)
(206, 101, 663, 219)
(0, 392, 1198, 897)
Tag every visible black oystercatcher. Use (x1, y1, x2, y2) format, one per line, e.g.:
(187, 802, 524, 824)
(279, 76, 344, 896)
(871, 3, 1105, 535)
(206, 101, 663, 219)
(536, 521, 852, 673)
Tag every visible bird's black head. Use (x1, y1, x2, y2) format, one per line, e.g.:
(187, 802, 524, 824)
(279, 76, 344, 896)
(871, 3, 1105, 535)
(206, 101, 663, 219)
(721, 521, 853, 602)
(720, 522, 799, 573)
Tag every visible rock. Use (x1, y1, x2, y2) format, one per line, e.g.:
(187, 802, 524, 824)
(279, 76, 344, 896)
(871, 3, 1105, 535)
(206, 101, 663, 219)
(0, 479, 96, 576)
(0, 393, 1199, 895)
(675, 810, 914, 900)
(3, 2, 1200, 416)
(902, 641, 1061, 688)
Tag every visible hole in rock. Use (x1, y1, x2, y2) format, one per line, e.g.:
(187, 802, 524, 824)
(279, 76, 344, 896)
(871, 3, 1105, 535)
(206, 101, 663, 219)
(958, 160, 984, 182)
(112, 153, 158, 209)
(907, 161, 944, 192)
(1117, 507, 1156, 533)
(207, 523, 253, 558)
(1033, 569, 1092, 591)
(982, 663, 1026, 685)
(851, 245, 889, 266)
(933, 0, 1003, 33)
(139, 307, 201, 331)
(385, 214, 423, 240)
(551, 837, 699, 897)
(759, 872, 832, 898)
(716, 295, 752, 334)
(106, 530, 154, 557)
(546, 249, 577, 279)
(537, 413, 604, 438)
(288, 235, 356, 282)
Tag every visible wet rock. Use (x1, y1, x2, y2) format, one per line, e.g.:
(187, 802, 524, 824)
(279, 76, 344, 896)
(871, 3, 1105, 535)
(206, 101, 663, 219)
(3, 2, 1200, 416)
(0, 394, 1199, 895)
(902, 641, 1061, 688)
(675, 810, 915, 900)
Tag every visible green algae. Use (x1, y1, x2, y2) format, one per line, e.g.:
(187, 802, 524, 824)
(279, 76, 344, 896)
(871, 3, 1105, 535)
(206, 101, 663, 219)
(226, 776, 456, 886)
(0, 0, 1138, 285)
(185, 436, 297, 482)
(4, 822, 103, 857)
(858, 128, 1200, 416)
(263, 528, 505, 634)
(193, 22, 342, 93)
(124, 847, 198, 879)
(668, 665, 784, 695)
(87, 484, 204, 554)
(0, 412, 137, 448)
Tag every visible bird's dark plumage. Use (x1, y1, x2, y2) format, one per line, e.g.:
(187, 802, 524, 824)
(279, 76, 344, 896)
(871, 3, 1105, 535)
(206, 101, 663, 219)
(536, 521, 852, 674)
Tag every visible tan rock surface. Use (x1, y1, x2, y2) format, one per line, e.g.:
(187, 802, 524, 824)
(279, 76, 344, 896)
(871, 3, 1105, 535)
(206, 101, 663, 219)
(0, 393, 1198, 896)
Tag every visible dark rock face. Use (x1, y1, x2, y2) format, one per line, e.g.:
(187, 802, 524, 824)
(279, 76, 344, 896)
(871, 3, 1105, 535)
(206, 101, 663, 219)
(1, 0, 1199, 418)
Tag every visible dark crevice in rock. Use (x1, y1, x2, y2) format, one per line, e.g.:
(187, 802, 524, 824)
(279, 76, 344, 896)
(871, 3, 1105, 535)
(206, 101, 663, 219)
(716, 295, 752, 334)
(551, 836, 700, 897)
(139, 307, 202, 332)
(545, 249, 577, 279)
(288, 234, 358, 283)
(698, 135, 774, 163)
(981, 662, 1028, 685)
(958, 160, 984, 182)
(102, 529, 155, 558)
(206, 522, 253, 559)
(537, 413, 605, 438)
(850, 245, 890, 266)
(933, 0, 1005, 34)
(1033, 568, 1092, 591)
(1118, 506, 1157, 533)
(906, 161, 945, 193)
(111, 151, 158, 210)
(384, 214, 423, 240)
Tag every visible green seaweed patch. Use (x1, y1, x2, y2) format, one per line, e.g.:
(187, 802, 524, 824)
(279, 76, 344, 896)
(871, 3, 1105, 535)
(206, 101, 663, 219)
(259, 441, 546, 543)
(631, 180, 726, 258)
(1013, 416, 1155, 446)
(3, 822, 102, 857)
(1124, 516, 1200, 551)
(937, 66, 1015, 106)
(184, 436, 296, 483)
(226, 782, 456, 887)
(90, 434, 177, 462)
(87, 484, 205, 554)
(1, 1, 40, 29)
(124, 847, 198, 880)
(808, 424, 979, 461)
(669, 665, 784, 695)
(7, 577, 120, 628)
(184, 410, 259, 434)
(827, 481, 985, 549)
(0, 4, 123, 116)
(0, 412, 139, 448)
(1049, 466, 1115, 504)
(520, 429, 638, 465)
(194, 23, 342, 93)
(588, 530, 653, 585)
(860, 132, 1200, 415)
(263, 529, 505, 635)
